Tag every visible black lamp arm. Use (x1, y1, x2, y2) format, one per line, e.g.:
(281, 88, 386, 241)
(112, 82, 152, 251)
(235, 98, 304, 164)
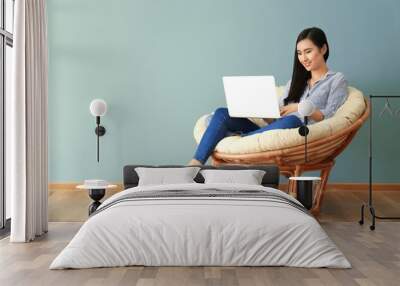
(298, 116, 309, 164)
(94, 116, 106, 162)
(304, 116, 308, 163)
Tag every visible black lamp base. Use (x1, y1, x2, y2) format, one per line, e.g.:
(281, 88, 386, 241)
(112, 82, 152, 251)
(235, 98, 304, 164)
(298, 125, 309, 136)
(95, 126, 106, 136)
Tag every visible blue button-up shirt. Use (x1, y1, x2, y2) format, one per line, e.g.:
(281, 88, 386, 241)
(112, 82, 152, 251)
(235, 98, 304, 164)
(279, 70, 348, 124)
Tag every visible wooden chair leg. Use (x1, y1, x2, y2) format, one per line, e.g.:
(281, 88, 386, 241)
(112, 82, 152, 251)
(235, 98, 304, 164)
(289, 166, 302, 198)
(311, 164, 334, 215)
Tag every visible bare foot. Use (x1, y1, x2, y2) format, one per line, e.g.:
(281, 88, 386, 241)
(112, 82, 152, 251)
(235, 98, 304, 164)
(187, 159, 202, 166)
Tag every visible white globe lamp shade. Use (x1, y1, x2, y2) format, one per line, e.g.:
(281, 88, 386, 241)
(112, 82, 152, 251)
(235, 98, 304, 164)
(90, 99, 107, 117)
(298, 100, 315, 117)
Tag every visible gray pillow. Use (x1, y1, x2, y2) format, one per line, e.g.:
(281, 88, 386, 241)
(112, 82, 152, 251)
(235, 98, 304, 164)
(200, 169, 266, 185)
(135, 167, 201, 186)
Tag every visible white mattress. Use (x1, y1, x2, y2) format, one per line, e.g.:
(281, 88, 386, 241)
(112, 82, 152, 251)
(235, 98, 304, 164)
(50, 183, 350, 269)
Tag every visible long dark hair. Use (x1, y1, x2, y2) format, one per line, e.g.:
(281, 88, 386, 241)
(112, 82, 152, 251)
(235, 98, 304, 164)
(284, 27, 329, 105)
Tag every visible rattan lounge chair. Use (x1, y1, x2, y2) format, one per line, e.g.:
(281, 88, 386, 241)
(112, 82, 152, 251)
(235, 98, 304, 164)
(193, 87, 370, 215)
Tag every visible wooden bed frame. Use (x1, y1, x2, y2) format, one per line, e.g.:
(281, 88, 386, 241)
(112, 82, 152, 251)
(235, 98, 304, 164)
(211, 97, 370, 215)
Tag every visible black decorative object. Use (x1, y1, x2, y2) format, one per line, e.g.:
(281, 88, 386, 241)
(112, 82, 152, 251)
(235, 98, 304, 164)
(359, 95, 400, 231)
(88, 188, 106, 215)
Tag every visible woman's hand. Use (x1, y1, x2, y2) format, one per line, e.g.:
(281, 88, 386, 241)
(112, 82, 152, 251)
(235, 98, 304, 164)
(280, 103, 299, 116)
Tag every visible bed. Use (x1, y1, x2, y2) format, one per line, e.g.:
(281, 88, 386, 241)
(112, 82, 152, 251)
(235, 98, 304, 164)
(50, 165, 350, 269)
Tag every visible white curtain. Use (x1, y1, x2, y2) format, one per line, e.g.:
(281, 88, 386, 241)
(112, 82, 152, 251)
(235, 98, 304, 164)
(8, 0, 48, 242)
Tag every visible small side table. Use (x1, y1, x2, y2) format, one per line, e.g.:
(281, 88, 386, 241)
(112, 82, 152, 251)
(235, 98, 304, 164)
(76, 184, 117, 215)
(289, 177, 321, 210)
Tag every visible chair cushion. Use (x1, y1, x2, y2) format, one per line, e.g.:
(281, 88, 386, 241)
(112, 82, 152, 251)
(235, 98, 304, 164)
(193, 86, 366, 154)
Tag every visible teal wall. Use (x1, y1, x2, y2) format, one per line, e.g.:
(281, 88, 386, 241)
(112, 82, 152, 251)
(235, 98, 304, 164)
(47, 0, 400, 183)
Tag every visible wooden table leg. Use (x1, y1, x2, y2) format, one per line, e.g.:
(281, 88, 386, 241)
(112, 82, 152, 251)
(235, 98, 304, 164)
(290, 166, 302, 198)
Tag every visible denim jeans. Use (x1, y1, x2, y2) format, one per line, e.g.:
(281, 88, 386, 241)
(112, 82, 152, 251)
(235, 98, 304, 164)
(194, 107, 303, 164)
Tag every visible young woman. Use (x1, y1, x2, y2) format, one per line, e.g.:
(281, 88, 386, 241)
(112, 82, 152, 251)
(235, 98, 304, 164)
(189, 27, 348, 166)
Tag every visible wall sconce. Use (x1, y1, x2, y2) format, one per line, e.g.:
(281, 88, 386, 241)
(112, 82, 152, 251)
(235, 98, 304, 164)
(298, 100, 315, 163)
(90, 99, 107, 162)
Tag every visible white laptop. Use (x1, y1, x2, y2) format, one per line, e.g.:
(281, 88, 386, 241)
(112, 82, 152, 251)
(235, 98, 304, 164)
(222, 75, 281, 118)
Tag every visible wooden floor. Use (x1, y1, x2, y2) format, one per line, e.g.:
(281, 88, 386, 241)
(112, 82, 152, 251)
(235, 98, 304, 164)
(0, 188, 400, 286)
